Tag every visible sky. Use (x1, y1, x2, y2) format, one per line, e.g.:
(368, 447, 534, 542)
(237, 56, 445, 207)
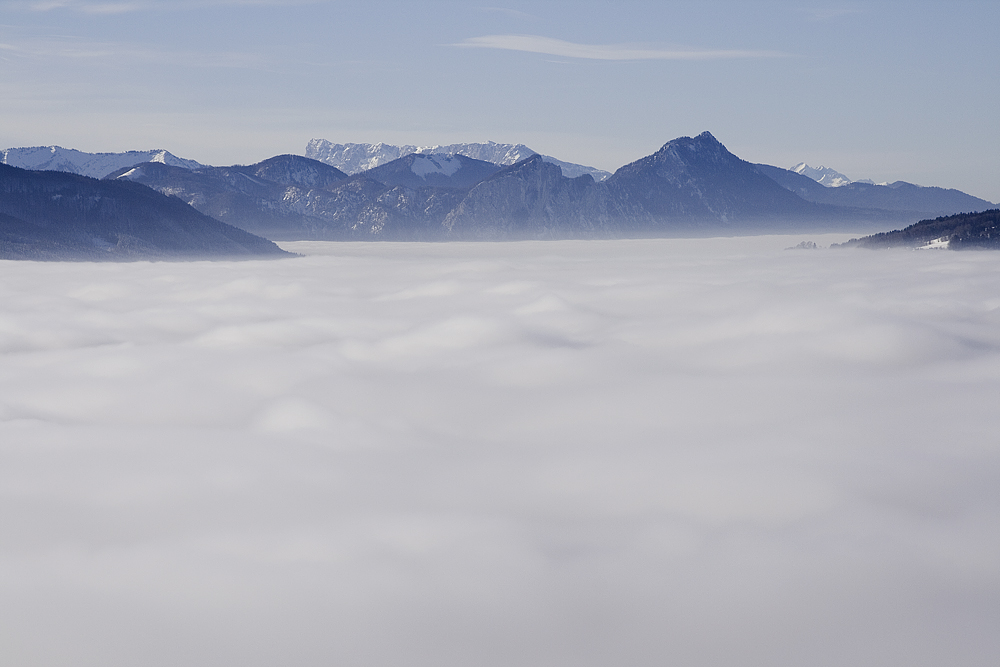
(1, 1, 998, 200)
(2, 235, 1000, 666)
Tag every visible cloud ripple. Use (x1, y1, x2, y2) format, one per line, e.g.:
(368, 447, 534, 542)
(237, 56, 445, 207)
(453, 34, 788, 61)
(1, 235, 998, 667)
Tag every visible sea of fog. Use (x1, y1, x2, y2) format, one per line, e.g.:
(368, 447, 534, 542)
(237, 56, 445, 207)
(2, 235, 999, 667)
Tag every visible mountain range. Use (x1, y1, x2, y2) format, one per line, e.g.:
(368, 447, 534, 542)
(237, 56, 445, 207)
(110, 132, 974, 241)
(754, 163, 992, 217)
(3, 132, 996, 255)
(305, 139, 614, 181)
(1, 146, 206, 179)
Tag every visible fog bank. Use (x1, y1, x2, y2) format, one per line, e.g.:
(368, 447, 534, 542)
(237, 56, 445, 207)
(2, 235, 998, 666)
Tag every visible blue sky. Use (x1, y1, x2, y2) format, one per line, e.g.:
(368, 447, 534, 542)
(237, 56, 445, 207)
(1, 0, 998, 201)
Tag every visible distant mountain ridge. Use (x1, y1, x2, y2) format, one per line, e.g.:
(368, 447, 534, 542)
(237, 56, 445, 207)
(791, 163, 853, 187)
(755, 163, 993, 217)
(305, 139, 613, 181)
(1, 146, 206, 179)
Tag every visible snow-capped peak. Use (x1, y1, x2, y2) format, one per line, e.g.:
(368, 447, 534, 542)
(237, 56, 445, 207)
(1, 146, 207, 178)
(305, 139, 612, 181)
(791, 162, 853, 187)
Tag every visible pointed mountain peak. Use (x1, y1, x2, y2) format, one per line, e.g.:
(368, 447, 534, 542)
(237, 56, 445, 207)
(654, 131, 728, 156)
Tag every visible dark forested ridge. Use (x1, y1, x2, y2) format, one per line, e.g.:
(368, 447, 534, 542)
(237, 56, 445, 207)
(836, 210, 1000, 249)
(0, 164, 290, 260)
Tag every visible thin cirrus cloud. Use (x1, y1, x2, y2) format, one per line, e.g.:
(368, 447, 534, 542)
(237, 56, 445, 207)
(2, 35, 271, 69)
(453, 34, 788, 61)
(21, 0, 142, 12)
(18, 0, 314, 11)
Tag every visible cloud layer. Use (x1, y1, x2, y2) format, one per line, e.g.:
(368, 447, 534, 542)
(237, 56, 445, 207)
(453, 34, 787, 60)
(1, 235, 999, 666)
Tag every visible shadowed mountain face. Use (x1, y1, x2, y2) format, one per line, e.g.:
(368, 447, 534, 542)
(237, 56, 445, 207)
(0, 164, 290, 261)
(442, 156, 610, 239)
(112, 154, 468, 241)
(110, 156, 353, 240)
(250, 154, 349, 189)
(603, 132, 829, 227)
(358, 153, 502, 190)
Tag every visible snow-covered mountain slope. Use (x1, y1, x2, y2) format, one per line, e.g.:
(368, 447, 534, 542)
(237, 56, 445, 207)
(428, 141, 535, 167)
(304, 141, 417, 174)
(791, 163, 853, 187)
(410, 154, 463, 178)
(305, 139, 612, 181)
(1, 146, 206, 179)
(361, 153, 501, 190)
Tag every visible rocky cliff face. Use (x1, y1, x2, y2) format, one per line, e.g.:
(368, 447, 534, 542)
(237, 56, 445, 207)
(442, 156, 612, 239)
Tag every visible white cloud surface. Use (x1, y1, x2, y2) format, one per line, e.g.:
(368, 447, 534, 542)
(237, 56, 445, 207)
(1, 235, 999, 666)
(453, 34, 787, 60)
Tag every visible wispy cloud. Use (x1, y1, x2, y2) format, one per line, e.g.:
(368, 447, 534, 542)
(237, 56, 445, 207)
(453, 35, 788, 61)
(1, 36, 271, 68)
(13, 0, 146, 11)
(10, 0, 315, 12)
